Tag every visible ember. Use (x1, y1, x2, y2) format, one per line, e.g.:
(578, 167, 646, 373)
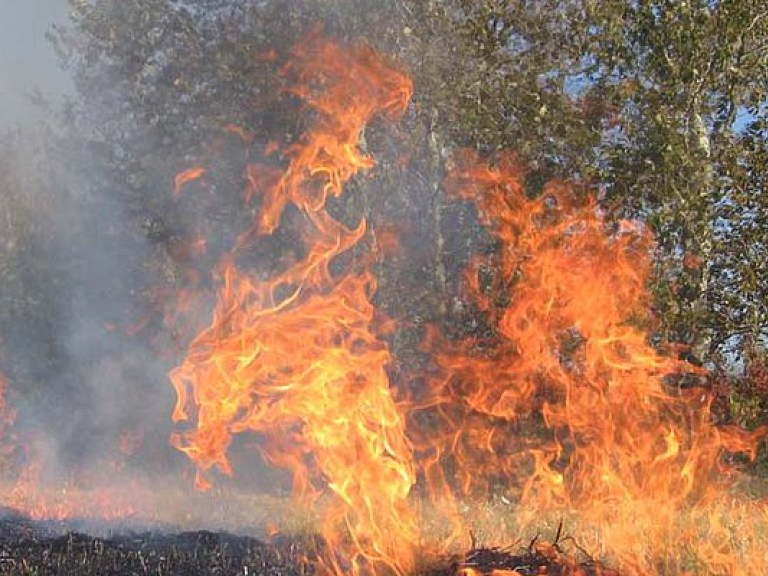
(428, 523, 619, 576)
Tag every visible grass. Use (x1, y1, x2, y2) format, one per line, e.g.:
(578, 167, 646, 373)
(0, 528, 315, 575)
(1, 476, 768, 575)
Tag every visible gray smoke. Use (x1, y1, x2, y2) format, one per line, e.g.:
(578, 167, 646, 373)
(0, 1, 298, 531)
(0, 1, 192, 521)
(0, 0, 72, 130)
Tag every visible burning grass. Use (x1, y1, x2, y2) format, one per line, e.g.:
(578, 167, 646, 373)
(416, 491, 768, 575)
(1, 490, 767, 575)
(130, 33, 768, 575)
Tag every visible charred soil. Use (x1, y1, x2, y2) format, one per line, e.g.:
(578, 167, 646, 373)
(0, 511, 314, 575)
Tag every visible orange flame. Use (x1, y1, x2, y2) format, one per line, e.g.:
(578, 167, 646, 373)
(223, 123, 255, 145)
(169, 37, 768, 576)
(174, 167, 206, 198)
(408, 150, 767, 573)
(170, 35, 418, 574)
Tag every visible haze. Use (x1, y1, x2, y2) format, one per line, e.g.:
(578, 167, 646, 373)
(0, 0, 71, 129)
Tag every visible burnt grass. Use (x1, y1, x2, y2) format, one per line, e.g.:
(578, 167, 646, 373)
(0, 510, 615, 575)
(424, 545, 617, 576)
(0, 509, 315, 575)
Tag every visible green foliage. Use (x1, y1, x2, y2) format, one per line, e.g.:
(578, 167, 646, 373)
(438, 1, 768, 366)
(727, 352, 768, 430)
(5, 0, 767, 448)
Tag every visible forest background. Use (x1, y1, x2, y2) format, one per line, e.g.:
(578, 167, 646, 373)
(1, 0, 768, 475)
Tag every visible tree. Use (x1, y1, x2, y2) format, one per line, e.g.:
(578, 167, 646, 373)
(586, 1, 768, 367)
(44, 0, 768, 405)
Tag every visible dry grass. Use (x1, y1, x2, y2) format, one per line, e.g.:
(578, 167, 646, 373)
(0, 478, 767, 574)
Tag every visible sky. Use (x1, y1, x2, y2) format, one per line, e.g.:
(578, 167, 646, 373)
(0, 0, 72, 129)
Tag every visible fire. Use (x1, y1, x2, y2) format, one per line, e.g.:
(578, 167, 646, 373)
(223, 123, 255, 145)
(0, 28, 761, 576)
(168, 35, 768, 575)
(174, 166, 206, 197)
(170, 34, 418, 574)
(408, 150, 767, 573)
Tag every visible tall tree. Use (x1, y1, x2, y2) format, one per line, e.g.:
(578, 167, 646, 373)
(436, 1, 768, 367)
(49, 0, 768, 368)
(585, 1, 768, 365)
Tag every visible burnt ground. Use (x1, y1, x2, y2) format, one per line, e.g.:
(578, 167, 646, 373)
(424, 545, 618, 576)
(0, 510, 615, 575)
(0, 508, 315, 575)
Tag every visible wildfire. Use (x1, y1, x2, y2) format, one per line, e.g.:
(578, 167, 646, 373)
(0, 30, 763, 576)
(158, 34, 768, 576)
(0, 27, 763, 576)
(408, 150, 768, 574)
(170, 34, 418, 575)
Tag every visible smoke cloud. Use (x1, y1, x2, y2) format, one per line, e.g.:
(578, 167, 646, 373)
(0, 0, 72, 130)
(0, 1, 197, 526)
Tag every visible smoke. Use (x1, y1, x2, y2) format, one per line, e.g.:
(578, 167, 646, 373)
(0, 126, 178, 475)
(0, 1, 192, 521)
(0, 0, 458, 532)
(0, 1, 316, 529)
(0, 0, 72, 130)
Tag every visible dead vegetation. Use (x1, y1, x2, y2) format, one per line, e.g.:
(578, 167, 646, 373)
(0, 511, 314, 576)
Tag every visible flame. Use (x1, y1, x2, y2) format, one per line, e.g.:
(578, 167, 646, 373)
(223, 123, 255, 145)
(8, 475, 138, 522)
(168, 36, 768, 575)
(170, 35, 418, 574)
(407, 150, 767, 573)
(174, 167, 206, 198)
(0, 31, 760, 576)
